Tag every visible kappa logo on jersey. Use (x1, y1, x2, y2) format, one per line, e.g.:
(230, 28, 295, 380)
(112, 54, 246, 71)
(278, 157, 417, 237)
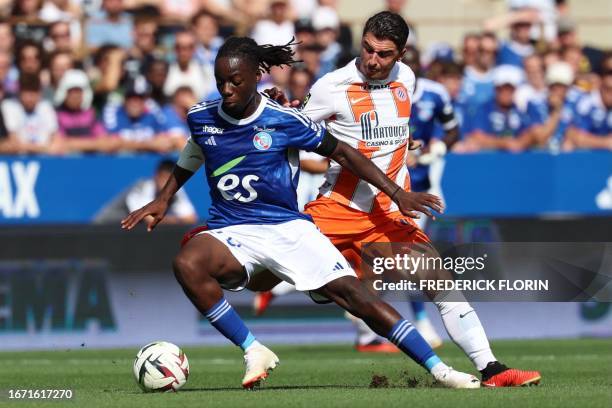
(204, 136, 217, 146)
(203, 125, 224, 134)
(253, 131, 273, 151)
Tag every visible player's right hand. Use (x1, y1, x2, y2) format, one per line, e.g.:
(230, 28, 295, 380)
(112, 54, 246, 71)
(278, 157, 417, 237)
(393, 190, 444, 220)
(121, 199, 169, 232)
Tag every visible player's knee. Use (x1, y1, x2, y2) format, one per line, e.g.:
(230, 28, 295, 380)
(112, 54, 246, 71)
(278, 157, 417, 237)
(173, 253, 209, 287)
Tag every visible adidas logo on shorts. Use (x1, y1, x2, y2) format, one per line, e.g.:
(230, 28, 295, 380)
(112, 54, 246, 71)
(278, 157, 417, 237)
(333, 262, 344, 271)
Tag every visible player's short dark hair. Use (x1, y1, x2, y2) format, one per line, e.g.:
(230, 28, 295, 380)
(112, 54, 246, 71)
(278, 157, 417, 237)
(156, 159, 175, 174)
(362, 11, 410, 52)
(216, 37, 300, 74)
(19, 73, 41, 92)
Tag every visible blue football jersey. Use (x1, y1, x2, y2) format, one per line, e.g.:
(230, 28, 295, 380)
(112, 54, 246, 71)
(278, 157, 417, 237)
(572, 91, 612, 136)
(104, 104, 165, 141)
(187, 96, 325, 229)
(466, 99, 533, 138)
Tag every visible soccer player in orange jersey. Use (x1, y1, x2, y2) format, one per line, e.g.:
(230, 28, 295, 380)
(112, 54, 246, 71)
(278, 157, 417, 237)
(267, 11, 541, 387)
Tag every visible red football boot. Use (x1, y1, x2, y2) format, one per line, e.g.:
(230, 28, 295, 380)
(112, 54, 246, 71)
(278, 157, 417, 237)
(481, 362, 541, 387)
(253, 291, 275, 316)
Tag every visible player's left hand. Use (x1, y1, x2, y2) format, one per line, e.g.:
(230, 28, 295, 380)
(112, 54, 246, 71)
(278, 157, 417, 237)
(264, 87, 300, 108)
(393, 190, 444, 220)
(121, 199, 169, 232)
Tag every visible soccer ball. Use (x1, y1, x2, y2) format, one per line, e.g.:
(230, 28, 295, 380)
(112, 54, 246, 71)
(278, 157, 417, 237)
(133, 341, 189, 392)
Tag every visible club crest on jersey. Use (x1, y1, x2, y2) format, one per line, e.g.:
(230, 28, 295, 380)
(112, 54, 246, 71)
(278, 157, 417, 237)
(394, 87, 408, 102)
(253, 131, 273, 150)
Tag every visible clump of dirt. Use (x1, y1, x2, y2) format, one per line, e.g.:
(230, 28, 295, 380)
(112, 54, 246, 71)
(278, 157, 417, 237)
(369, 374, 390, 388)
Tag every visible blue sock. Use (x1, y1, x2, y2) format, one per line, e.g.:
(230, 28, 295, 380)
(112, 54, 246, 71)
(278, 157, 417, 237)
(410, 300, 427, 321)
(388, 319, 440, 370)
(205, 298, 256, 350)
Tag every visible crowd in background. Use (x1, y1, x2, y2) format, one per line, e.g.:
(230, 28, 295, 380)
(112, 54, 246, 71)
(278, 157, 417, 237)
(0, 0, 609, 156)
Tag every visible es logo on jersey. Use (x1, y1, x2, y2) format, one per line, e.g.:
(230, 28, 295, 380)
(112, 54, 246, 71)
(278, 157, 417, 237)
(253, 131, 273, 151)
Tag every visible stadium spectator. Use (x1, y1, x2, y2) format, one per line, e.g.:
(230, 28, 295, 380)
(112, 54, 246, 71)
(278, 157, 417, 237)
(124, 18, 159, 80)
(312, 6, 341, 76)
(145, 58, 169, 107)
(90, 44, 126, 112)
(494, 11, 536, 68)
(161, 85, 195, 144)
(54, 69, 117, 153)
(461, 32, 497, 116)
(251, 0, 294, 47)
(44, 50, 74, 102)
(437, 61, 467, 134)
(0, 19, 14, 53)
(515, 53, 547, 111)
(85, 0, 134, 50)
(556, 16, 604, 75)
(95, 158, 198, 224)
(191, 10, 222, 97)
(11, 0, 43, 18)
(287, 66, 313, 102)
(16, 39, 44, 78)
(560, 45, 594, 92)
(1, 73, 61, 154)
(528, 62, 581, 151)
(294, 19, 315, 47)
(45, 21, 76, 54)
(103, 76, 172, 152)
(164, 30, 210, 100)
(461, 65, 534, 152)
(297, 42, 324, 81)
(40, 3, 82, 51)
(461, 32, 480, 68)
(566, 67, 612, 150)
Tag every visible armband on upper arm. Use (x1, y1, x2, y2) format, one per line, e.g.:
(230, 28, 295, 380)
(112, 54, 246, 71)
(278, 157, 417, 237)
(313, 131, 339, 157)
(177, 138, 204, 172)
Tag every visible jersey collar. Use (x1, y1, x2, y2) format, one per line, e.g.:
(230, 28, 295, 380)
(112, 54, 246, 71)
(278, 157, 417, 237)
(352, 58, 399, 86)
(217, 94, 267, 125)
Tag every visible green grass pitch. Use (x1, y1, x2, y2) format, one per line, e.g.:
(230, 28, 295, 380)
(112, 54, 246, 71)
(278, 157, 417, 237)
(1, 339, 610, 408)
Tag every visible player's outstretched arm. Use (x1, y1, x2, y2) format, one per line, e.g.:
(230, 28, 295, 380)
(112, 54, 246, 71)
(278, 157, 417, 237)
(315, 133, 444, 219)
(121, 165, 195, 231)
(122, 138, 205, 231)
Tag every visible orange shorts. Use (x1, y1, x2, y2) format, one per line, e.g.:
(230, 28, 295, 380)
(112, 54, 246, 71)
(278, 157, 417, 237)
(304, 196, 430, 278)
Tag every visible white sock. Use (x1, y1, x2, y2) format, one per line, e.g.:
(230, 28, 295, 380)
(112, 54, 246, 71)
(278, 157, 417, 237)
(271, 281, 296, 296)
(434, 294, 496, 371)
(244, 340, 263, 353)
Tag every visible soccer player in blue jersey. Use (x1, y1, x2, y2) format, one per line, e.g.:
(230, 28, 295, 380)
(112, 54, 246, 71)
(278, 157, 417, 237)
(122, 36, 481, 389)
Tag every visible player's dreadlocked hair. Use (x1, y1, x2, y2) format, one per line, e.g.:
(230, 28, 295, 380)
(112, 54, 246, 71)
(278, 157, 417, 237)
(216, 37, 300, 74)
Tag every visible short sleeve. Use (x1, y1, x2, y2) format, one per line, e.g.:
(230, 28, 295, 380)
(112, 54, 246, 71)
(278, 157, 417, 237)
(301, 75, 335, 123)
(283, 109, 325, 151)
